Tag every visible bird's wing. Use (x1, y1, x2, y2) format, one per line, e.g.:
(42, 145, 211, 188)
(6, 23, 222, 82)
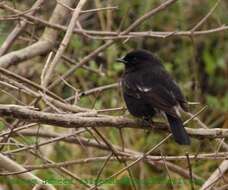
(121, 77, 142, 99)
(137, 68, 183, 117)
(139, 84, 178, 117)
(167, 79, 188, 111)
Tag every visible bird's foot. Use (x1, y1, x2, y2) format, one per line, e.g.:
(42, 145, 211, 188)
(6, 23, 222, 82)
(139, 117, 155, 137)
(137, 117, 154, 129)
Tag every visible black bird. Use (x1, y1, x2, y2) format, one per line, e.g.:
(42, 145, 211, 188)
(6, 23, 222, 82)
(117, 49, 190, 145)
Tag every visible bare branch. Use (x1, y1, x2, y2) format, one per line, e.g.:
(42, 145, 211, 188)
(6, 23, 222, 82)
(0, 104, 227, 138)
(0, 0, 75, 68)
(0, 153, 56, 190)
(42, 0, 87, 87)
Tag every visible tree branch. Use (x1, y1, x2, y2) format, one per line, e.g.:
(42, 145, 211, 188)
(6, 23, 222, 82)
(0, 104, 227, 138)
(0, 0, 75, 68)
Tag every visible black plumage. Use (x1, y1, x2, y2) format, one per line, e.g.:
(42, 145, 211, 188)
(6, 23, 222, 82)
(117, 49, 190, 145)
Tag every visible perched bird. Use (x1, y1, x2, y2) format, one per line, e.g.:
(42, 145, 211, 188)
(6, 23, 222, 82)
(116, 49, 190, 145)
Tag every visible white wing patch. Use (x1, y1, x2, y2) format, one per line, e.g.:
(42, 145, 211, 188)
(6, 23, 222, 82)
(137, 85, 151, 92)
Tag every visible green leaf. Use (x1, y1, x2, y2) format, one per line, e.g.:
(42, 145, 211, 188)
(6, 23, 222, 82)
(0, 121, 5, 130)
(203, 49, 216, 75)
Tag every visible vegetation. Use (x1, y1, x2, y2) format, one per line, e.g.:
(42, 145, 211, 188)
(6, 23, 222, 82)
(0, 0, 227, 190)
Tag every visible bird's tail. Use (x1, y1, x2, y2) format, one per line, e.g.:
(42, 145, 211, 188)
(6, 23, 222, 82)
(166, 114, 191, 145)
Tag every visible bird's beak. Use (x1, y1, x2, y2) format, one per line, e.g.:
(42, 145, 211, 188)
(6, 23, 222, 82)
(116, 57, 127, 64)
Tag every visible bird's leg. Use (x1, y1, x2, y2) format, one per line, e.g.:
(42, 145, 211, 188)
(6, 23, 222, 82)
(136, 116, 155, 137)
(136, 116, 152, 127)
(145, 117, 155, 137)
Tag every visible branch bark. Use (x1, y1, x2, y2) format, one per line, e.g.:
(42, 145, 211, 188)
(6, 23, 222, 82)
(0, 0, 75, 68)
(0, 153, 56, 190)
(42, 0, 87, 87)
(0, 0, 45, 56)
(0, 104, 227, 138)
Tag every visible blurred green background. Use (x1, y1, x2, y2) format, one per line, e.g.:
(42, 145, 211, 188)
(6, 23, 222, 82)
(0, 0, 227, 189)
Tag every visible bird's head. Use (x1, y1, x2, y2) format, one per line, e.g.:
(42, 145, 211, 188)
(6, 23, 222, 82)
(116, 49, 161, 69)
